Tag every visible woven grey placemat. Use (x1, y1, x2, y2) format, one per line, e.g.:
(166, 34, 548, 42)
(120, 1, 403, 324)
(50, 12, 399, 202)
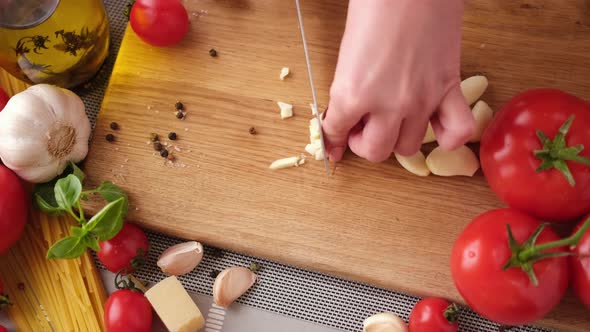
(86, 1, 554, 331)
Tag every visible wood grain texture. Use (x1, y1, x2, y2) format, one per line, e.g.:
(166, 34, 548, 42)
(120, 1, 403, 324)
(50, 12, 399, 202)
(83, 1, 590, 330)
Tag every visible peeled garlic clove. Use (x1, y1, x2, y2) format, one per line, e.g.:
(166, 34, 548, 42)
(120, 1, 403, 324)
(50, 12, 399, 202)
(157, 241, 204, 276)
(279, 67, 290, 80)
(422, 122, 436, 144)
(213, 267, 257, 308)
(363, 312, 408, 332)
(278, 101, 293, 119)
(469, 100, 494, 143)
(460, 75, 488, 105)
(269, 156, 300, 170)
(426, 146, 480, 177)
(395, 151, 430, 177)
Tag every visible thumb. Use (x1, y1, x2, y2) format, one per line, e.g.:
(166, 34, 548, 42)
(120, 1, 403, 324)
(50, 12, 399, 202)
(431, 84, 475, 150)
(322, 99, 364, 161)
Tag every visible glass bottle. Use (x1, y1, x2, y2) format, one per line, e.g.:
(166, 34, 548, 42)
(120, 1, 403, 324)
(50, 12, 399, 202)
(0, 0, 110, 88)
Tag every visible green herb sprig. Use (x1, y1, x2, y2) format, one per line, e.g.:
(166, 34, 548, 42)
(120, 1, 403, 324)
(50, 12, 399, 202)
(33, 162, 129, 259)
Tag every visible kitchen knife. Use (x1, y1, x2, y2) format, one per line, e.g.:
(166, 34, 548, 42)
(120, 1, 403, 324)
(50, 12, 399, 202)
(294, 0, 330, 175)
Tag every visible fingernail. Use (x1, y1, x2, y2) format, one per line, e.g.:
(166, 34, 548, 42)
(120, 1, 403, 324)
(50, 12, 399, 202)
(329, 147, 345, 161)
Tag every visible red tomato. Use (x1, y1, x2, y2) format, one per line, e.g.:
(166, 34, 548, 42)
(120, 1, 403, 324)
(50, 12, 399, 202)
(571, 215, 590, 310)
(0, 326, 7, 332)
(97, 223, 149, 273)
(480, 89, 590, 222)
(0, 88, 9, 111)
(130, 0, 189, 47)
(408, 297, 458, 332)
(104, 289, 152, 332)
(450, 209, 569, 325)
(0, 165, 27, 254)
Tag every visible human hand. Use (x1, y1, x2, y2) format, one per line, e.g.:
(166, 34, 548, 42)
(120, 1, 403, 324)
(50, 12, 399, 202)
(323, 0, 475, 162)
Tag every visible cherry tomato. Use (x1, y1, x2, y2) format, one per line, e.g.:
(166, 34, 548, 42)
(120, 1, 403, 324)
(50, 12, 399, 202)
(130, 0, 189, 47)
(480, 89, 590, 222)
(408, 297, 458, 332)
(571, 215, 590, 310)
(450, 209, 569, 325)
(0, 326, 7, 332)
(97, 223, 149, 273)
(0, 165, 27, 254)
(104, 289, 152, 332)
(0, 88, 9, 111)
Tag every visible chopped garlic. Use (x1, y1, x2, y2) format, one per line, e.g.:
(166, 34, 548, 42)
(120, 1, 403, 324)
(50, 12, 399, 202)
(309, 103, 318, 115)
(314, 149, 325, 161)
(280, 67, 290, 80)
(269, 156, 300, 170)
(305, 144, 318, 156)
(278, 102, 293, 119)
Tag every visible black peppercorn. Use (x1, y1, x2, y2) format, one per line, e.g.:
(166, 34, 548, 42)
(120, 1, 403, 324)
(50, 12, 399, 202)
(153, 142, 163, 151)
(209, 48, 218, 57)
(175, 101, 184, 110)
(168, 132, 177, 140)
(249, 127, 257, 135)
(209, 269, 220, 278)
(110, 122, 119, 130)
(176, 111, 185, 119)
(106, 134, 115, 142)
(249, 262, 261, 273)
(160, 149, 169, 158)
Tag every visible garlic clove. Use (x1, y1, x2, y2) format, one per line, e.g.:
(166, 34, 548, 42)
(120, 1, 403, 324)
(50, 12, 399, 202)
(279, 67, 290, 80)
(422, 122, 436, 144)
(469, 100, 494, 143)
(363, 312, 408, 332)
(157, 241, 204, 276)
(394, 151, 430, 177)
(460, 75, 488, 106)
(314, 148, 325, 161)
(277, 102, 293, 119)
(269, 156, 300, 170)
(213, 267, 257, 308)
(426, 145, 480, 177)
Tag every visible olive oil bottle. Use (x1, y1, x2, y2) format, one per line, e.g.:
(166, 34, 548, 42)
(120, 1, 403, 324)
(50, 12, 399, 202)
(0, 0, 110, 88)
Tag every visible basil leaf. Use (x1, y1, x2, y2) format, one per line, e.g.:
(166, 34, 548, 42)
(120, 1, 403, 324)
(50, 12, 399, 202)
(84, 197, 125, 241)
(70, 162, 85, 183)
(54, 174, 82, 211)
(95, 181, 128, 216)
(33, 179, 60, 211)
(46, 235, 87, 259)
(34, 193, 63, 215)
(83, 235, 100, 252)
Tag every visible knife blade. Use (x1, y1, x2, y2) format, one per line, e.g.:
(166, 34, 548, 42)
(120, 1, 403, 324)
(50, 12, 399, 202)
(294, 0, 330, 175)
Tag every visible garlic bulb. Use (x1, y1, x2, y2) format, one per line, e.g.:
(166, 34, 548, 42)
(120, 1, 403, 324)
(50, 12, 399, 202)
(0, 84, 91, 183)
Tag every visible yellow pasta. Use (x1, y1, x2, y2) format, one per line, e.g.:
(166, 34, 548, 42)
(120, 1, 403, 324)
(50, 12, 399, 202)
(0, 212, 107, 332)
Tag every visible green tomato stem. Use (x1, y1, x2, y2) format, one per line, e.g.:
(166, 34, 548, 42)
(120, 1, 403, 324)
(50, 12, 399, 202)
(519, 215, 590, 261)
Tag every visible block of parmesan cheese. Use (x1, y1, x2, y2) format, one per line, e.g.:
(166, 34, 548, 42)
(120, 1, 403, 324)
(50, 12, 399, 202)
(145, 276, 205, 332)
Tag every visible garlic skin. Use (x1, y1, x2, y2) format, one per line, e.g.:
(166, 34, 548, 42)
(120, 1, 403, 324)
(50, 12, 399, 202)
(213, 266, 257, 308)
(0, 84, 90, 183)
(157, 241, 204, 276)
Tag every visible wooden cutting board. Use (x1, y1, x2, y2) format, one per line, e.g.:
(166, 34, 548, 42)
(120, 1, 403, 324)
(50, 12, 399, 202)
(84, 0, 590, 330)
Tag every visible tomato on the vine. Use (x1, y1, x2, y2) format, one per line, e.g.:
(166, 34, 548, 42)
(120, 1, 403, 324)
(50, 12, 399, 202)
(130, 0, 189, 47)
(104, 289, 152, 332)
(480, 89, 590, 222)
(571, 214, 590, 310)
(97, 223, 149, 273)
(450, 209, 569, 325)
(408, 297, 458, 332)
(0, 165, 27, 255)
